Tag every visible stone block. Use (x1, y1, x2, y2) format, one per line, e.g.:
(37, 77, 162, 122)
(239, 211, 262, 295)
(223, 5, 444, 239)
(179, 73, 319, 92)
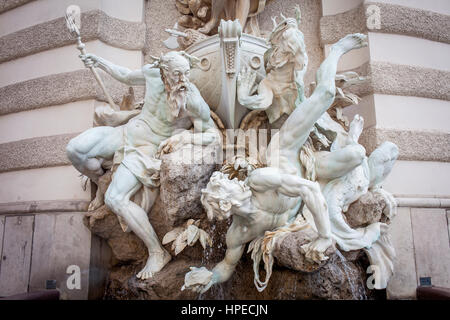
(29, 212, 91, 300)
(0, 215, 34, 297)
(411, 208, 450, 289)
(159, 143, 220, 226)
(386, 208, 417, 299)
(0, 216, 4, 261)
(28, 214, 56, 292)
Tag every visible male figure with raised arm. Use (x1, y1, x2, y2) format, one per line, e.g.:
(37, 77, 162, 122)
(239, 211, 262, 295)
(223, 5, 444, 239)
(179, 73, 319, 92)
(66, 51, 220, 279)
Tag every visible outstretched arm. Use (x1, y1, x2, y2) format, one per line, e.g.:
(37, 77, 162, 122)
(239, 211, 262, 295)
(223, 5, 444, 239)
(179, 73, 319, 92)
(209, 245, 245, 289)
(183, 243, 245, 294)
(80, 53, 146, 86)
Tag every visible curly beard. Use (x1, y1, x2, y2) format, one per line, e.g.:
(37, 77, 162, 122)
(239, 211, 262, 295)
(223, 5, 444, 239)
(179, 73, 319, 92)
(161, 72, 188, 121)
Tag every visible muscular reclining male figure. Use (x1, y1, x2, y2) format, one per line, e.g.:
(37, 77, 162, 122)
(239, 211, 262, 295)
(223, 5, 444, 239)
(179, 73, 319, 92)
(184, 33, 368, 293)
(66, 51, 219, 279)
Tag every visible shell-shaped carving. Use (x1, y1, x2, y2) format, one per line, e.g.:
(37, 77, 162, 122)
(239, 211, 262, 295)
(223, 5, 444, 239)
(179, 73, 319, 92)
(162, 227, 184, 245)
(186, 224, 200, 246)
(173, 231, 188, 255)
(198, 229, 212, 249)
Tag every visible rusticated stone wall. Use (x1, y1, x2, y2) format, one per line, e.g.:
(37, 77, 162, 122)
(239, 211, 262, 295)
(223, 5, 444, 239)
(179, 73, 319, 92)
(321, 0, 450, 299)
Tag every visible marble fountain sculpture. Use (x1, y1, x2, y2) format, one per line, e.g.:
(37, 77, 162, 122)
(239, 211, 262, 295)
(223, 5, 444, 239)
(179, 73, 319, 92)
(65, 5, 399, 299)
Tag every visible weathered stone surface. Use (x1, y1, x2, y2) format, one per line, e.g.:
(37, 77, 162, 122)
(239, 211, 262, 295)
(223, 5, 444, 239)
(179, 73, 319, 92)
(0, 69, 145, 116)
(0, 215, 34, 297)
(199, 252, 373, 300)
(411, 208, 450, 289)
(273, 227, 336, 273)
(386, 208, 417, 300)
(0, 133, 75, 173)
(103, 244, 377, 300)
(345, 191, 385, 228)
(0, 10, 146, 64)
(159, 144, 220, 226)
(84, 205, 147, 263)
(105, 259, 200, 300)
(360, 127, 450, 163)
(0, 0, 34, 14)
(341, 249, 363, 263)
(320, 2, 450, 46)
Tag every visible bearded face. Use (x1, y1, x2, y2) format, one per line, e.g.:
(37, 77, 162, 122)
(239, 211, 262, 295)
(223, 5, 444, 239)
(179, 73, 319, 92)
(161, 54, 191, 120)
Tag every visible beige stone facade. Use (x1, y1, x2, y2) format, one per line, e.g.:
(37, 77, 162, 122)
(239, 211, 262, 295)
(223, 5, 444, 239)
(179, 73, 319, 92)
(322, 0, 450, 299)
(0, 0, 448, 299)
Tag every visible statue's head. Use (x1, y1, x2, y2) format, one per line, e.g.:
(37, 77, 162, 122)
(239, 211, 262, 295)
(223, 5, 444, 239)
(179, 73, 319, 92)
(157, 51, 199, 119)
(160, 51, 191, 89)
(269, 6, 301, 45)
(201, 171, 252, 221)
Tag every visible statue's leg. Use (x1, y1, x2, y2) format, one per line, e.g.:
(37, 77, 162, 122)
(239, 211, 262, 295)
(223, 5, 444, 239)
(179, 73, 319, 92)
(66, 126, 122, 210)
(199, 0, 226, 34)
(275, 34, 368, 158)
(315, 145, 366, 180)
(367, 141, 399, 218)
(105, 164, 171, 280)
(315, 114, 366, 180)
(235, 0, 250, 29)
(368, 141, 399, 189)
(324, 188, 383, 252)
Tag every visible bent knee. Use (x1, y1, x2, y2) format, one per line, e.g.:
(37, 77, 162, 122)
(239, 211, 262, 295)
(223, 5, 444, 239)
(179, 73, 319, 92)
(66, 139, 76, 157)
(348, 145, 366, 163)
(66, 139, 82, 162)
(379, 141, 399, 160)
(104, 190, 124, 212)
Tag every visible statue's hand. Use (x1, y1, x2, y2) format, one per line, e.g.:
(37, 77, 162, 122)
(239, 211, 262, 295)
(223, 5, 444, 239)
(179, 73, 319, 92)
(300, 237, 332, 264)
(79, 53, 100, 69)
(181, 267, 214, 294)
(237, 66, 260, 104)
(156, 132, 190, 157)
(373, 188, 397, 220)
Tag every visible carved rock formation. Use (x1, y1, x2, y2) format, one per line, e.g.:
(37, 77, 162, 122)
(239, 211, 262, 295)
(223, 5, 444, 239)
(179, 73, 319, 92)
(104, 247, 376, 300)
(272, 227, 337, 273)
(159, 143, 220, 226)
(344, 191, 387, 228)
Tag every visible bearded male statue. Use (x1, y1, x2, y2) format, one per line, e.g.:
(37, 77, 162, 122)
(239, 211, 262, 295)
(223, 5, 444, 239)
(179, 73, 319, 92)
(66, 51, 220, 279)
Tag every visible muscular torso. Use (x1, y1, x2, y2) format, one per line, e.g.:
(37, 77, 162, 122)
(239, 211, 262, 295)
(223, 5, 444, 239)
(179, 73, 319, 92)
(227, 191, 300, 247)
(127, 65, 204, 146)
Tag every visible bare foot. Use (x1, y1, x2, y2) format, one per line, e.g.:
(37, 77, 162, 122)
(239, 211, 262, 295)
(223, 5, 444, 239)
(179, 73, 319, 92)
(198, 19, 218, 34)
(88, 188, 104, 211)
(136, 249, 172, 280)
(300, 237, 333, 263)
(348, 114, 364, 143)
(332, 33, 368, 54)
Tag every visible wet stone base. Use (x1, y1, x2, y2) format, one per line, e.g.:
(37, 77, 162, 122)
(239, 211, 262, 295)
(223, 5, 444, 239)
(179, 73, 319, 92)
(103, 249, 383, 300)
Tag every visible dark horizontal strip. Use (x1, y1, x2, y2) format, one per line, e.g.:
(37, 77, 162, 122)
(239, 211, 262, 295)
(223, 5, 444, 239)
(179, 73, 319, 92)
(0, 68, 145, 116)
(321, 2, 450, 45)
(0, 9, 146, 64)
(340, 62, 450, 102)
(360, 127, 450, 163)
(0, 133, 77, 173)
(0, 200, 89, 214)
(0, 0, 35, 14)
(320, 5, 367, 45)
